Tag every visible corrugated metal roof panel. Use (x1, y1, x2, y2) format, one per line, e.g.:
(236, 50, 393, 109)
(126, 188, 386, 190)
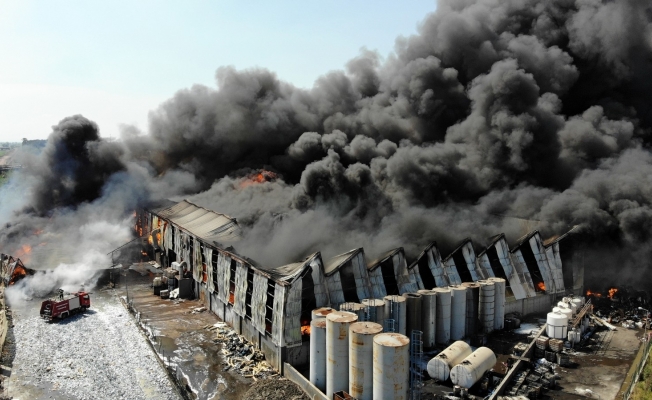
(324, 248, 361, 276)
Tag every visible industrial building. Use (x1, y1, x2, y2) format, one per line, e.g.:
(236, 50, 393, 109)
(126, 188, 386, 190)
(136, 199, 586, 376)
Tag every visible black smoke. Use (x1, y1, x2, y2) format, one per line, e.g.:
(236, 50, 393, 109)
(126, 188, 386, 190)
(2, 0, 652, 290)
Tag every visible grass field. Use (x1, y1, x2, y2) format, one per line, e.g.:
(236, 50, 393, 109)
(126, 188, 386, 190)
(0, 171, 12, 188)
(633, 350, 652, 399)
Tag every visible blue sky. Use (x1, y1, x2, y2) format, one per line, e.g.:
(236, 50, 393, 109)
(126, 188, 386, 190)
(0, 1, 436, 142)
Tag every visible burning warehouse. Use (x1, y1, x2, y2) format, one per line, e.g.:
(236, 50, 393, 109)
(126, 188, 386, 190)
(136, 198, 588, 374)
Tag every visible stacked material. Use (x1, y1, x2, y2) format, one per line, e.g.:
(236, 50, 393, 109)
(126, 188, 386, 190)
(535, 337, 549, 351)
(207, 324, 275, 379)
(548, 339, 564, 352)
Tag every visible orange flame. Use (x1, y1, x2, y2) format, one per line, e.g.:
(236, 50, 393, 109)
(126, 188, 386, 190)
(238, 170, 279, 189)
(537, 282, 546, 291)
(608, 288, 618, 299)
(9, 265, 27, 285)
(301, 325, 311, 335)
(586, 289, 602, 297)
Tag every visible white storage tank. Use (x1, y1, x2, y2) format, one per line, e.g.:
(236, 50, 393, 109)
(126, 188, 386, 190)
(426, 340, 473, 381)
(546, 311, 568, 339)
(450, 347, 497, 389)
(340, 302, 367, 321)
(361, 298, 386, 324)
(309, 319, 327, 391)
(326, 311, 358, 396)
(349, 321, 383, 400)
(383, 295, 407, 334)
(404, 293, 422, 337)
(477, 280, 495, 334)
(558, 300, 575, 316)
(433, 287, 452, 344)
(373, 333, 410, 400)
(312, 307, 334, 320)
(488, 277, 506, 330)
(448, 285, 467, 341)
(417, 290, 437, 350)
(461, 282, 480, 337)
(554, 306, 573, 321)
(571, 297, 583, 311)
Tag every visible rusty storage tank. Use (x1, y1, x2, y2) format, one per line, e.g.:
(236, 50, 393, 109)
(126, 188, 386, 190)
(326, 311, 358, 395)
(477, 280, 495, 334)
(404, 293, 422, 337)
(373, 332, 410, 400)
(461, 282, 480, 337)
(450, 347, 497, 389)
(312, 307, 334, 320)
(488, 277, 506, 330)
(383, 295, 407, 334)
(448, 285, 467, 341)
(426, 340, 473, 381)
(309, 318, 327, 391)
(417, 289, 437, 350)
(349, 321, 383, 400)
(362, 298, 386, 324)
(433, 287, 452, 344)
(340, 302, 367, 321)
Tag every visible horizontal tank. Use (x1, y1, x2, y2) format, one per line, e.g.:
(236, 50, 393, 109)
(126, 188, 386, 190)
(450, 347, 497, 389)
(426, 340, 473, 381)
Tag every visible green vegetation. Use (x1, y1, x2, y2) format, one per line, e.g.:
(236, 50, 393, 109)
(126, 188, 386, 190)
(0, 171, 12, 188)
(633, 349, 652, 399)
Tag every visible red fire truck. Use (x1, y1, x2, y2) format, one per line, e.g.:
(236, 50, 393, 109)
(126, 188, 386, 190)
(40, 290, 91, 321)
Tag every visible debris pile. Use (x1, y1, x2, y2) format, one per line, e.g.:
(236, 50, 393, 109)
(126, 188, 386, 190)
(205, 323, 276, 380)
(242, 377, 308, 400)
(502, 359, 557, 397)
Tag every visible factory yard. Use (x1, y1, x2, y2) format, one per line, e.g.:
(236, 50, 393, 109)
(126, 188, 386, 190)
(2, 287, 182, 400)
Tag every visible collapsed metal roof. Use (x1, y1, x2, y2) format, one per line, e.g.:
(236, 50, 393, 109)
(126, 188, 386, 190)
(324, 248, 362, 276)
(153, 200, 241, 245)
(258, 252, 323, 283)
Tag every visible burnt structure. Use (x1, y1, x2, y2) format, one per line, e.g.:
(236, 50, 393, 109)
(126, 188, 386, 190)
(137, 200, 585, 372)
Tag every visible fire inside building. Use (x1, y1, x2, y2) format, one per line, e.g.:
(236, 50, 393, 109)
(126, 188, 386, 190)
(130, 198, 641, 399)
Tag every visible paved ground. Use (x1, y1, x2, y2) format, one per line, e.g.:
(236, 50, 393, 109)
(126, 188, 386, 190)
(3, 286, 182, 400)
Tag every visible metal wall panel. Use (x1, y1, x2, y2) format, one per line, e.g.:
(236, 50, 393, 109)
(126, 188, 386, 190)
(309, 258, 330, 307)
(271, 284, 286, 347)
(204, 247, 214, 292)
(443, 258, 463, 285)
(284, 280, 303, 348)
(427, 246, 450, 287)
(408, 265, 425, 290)
(251, 272, 268, 334)
(216, 252, 231, 303)
(233, 261, 248, 317)
(351, 253, 372, 301)
(510, 250, 537, 297)
(396, 252, 418, 294)
(325, 272, 345, 308)
(461, 242, 484, 280)
(529, 234, 555, 293)
(493, 237, 529, 300)
(193, 237, 202, 282)
(546, 243, 565, 294)
(368, 267, 388, 299)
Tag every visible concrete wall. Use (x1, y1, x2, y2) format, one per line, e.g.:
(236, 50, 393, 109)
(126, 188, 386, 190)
(505, 293, 557, 315)
(283, 362, 329, 400)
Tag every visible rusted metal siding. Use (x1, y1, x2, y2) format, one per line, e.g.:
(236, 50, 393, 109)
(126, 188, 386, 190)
(233, 261, 248, 317)
(368, 267, 388, 299)
(217, 252, 231, 303)
(251, 272, 268, 334)
(284, 279, 303, 348)
(272, 284, 286, 346)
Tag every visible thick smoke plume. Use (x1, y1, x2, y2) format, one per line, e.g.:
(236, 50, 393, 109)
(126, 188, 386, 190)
(2, 0, 652, 295)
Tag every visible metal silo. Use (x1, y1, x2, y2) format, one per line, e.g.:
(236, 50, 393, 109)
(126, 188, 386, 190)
(404, 293, 422, 337)
(448, 285, 467, 340)
(433, 287, 452, 344)
(477, 280, 495, 334)
(417, 289, 437, 350)
(461, 282, 480, 337)
(383, 295, 406, 334)
(488, 277, 506, 330)
(361, 298, 386, 324)
(309, 318, 327, 391)
(326, 311, 358, 396)
(373, 333, 410, 400)
(349, 321, 383, 400)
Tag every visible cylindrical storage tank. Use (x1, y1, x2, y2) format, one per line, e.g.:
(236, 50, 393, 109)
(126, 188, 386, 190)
(448, 285, 467, 341)
(361, 299, 386, 324)
(312, 307, 335, 320)
(326, 311, 358, 396)
(433, 287, 452, 344)
(556, 306, 572, 321)
(417, 290, 437, 350)
(404, 293, 422, 337)
(426, 340, 473, 381)
(488, 277, 506, 330)
(461, 282, 480, 337)
(558, 300, 575, 316)
(309, 319, 327, 391)
(571, 297, 582, 311)
(449, 347, 497, 389)
(546, 311, 568, 339)
(383, 295, 407, 335)
(349, 322, 383, 400)
(340, 302, 367, 321)
(477, 280, 495, 334)
(373, 333, 410, 400)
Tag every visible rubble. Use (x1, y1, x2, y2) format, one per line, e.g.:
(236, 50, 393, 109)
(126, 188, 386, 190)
(242, 377, 308, 400)
(204, 323, 277, 380)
